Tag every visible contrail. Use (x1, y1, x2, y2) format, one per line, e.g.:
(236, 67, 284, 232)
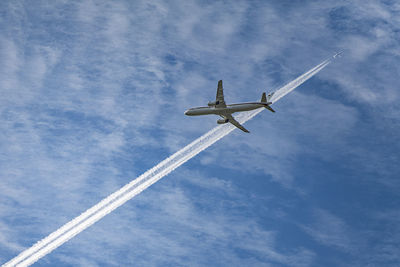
(6, 110, 260, 267)
(3, 55, 336, 267)
(270, 58, 332, 103)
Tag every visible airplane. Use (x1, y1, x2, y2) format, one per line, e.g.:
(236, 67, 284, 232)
(184, 80, 275, 133)
(333, 51, 343, 58)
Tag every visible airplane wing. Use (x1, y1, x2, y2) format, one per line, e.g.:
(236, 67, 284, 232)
(224, 114, 250, 133)
(216, 80, 227, 108)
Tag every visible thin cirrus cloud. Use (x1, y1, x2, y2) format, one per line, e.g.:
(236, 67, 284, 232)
(0, 0, 399, 266)
(4, 46, 331, 267)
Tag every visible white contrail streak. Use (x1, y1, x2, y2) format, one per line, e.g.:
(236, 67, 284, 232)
(3, 55, 335, 267)
(6, 111, 259, 267)
(270, 58, 332, 104)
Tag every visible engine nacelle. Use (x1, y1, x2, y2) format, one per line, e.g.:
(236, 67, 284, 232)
(217, 118, 229, 124)
(208, 100, 220, 107)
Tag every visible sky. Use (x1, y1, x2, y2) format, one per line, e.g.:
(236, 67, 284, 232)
(0, 0, 399, 266)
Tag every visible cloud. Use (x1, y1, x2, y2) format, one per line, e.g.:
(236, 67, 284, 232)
(46, 169, 315, 266)
(0, 38, 21, 96)
(363, 210, 400, 265)
(300, 208, 400, 266)
(196, 92, 358, 189)
(301, 209, 352, 251)
(0, 0, 399, 266)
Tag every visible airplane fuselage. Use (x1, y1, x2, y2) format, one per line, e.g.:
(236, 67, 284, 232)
(184, 102, 265, 116)
(185, 80, 274, 132)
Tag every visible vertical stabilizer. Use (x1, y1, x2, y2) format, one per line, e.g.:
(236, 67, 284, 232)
(261, 92, 274, 104)
(261, 92, 267, 103)
(261, 92, 275, 113)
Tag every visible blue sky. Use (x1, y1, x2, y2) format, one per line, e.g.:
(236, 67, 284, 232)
(0, 0, 399, 266)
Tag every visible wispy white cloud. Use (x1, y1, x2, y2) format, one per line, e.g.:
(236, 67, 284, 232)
(50, 169, 315, 267)
(301, 209, 352, 251)
(0, 0, 399, 266)
(0, 38, 21, 97)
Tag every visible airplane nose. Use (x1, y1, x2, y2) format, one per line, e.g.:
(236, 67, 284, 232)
(184, 110, 189, 115)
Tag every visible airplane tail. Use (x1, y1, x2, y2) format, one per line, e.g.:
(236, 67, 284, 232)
(261, 92, 267, 103)
(261, 92, 275, 113)
(261, 92, 275, 103)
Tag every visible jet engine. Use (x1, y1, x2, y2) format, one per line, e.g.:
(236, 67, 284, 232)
(217, 118, 229, 124)
(208, 100, 220, 107)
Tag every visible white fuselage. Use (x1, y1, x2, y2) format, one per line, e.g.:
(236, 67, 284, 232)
(184, 102, 265, 116)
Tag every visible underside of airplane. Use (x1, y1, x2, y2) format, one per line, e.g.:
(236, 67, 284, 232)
(184, 80, 275, 133)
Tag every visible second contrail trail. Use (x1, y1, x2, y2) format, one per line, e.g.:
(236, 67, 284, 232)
(3, 54, 336, 267)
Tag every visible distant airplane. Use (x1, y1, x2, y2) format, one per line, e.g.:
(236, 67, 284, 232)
(184, 80, 275, 133)
(333, 51, 343, 58)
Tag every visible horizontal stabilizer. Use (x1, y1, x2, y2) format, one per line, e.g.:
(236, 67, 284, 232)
(261, 92, 275, 112)
(264, 105, 275, 113)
